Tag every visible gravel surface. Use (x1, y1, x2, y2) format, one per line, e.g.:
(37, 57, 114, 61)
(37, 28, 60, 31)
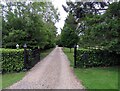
(8, 47, 85, 89)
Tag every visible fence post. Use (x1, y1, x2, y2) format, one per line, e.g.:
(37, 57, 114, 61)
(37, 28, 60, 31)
(74, 44, 77, 68)
(23, 44, 27, 70)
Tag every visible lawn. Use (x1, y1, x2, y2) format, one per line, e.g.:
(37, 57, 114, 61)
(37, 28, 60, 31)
(63, 47, 119, 90)
(2, 72, 26, 89)
(75, 67, 118, 90)
(1, 48, 54, 89)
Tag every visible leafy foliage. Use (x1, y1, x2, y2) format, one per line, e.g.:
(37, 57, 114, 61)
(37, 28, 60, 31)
(62, 1, 120, 53)
(2, 49, 24, 73)
(79, 2, 120, 52)
(63, 2, 109, 17)
(76, 49, 119, 68)
(2, 2, 59, 49)
(56, 34, 62, 47)
(61, 13, 79, 49)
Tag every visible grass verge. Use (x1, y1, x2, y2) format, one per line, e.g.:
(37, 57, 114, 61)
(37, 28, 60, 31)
(1, 47, 54, 89)
(40, 48, 54, 60)
(2, 72, 26, 89)
(63, 47, 119, 90)
(63, 48, 74, 66)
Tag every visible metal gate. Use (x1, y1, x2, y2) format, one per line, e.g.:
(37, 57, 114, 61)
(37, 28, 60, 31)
(24, 48, 40, 70)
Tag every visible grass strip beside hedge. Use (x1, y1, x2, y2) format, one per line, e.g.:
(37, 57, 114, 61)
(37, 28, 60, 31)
(40, 48, 54, 60)
(63, 47, 119, 90)
(63, 48, 74, 67)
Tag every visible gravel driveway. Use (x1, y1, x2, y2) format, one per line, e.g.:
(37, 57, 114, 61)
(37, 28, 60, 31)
(8, 47, 85, 89)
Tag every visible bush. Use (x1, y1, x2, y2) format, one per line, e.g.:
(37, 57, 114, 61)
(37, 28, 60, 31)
(76, 49, 119, 68)
(1, 49, 24, 73)
(43, 43, 55, 49)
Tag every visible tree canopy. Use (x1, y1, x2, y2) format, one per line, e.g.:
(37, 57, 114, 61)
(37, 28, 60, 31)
(2, 2, 60, 49)
(61, 13, 79, 51)
(61, 1, 120, 52)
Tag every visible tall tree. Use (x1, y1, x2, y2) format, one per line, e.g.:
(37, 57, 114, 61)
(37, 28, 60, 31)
(78, 1, 120, 52)
(61, 13, 79, 52)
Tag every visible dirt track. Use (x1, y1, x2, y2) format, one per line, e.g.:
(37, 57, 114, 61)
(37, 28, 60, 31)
(9, 47, 84, 89)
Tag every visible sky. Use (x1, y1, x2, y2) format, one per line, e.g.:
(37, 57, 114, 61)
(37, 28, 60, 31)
(52, 0, 68, 34)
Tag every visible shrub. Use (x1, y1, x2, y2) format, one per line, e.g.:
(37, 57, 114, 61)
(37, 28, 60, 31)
(1, 49, 24, 73)
(76, 49, 119, 68)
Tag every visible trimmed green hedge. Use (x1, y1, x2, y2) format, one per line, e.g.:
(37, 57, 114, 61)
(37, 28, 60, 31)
(76, 49, 119, 68)
(1, 49, 24, 73)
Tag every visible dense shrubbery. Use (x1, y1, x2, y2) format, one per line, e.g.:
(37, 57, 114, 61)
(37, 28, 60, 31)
(1, 49, 24, 73)
(76, 49, 119, 68)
